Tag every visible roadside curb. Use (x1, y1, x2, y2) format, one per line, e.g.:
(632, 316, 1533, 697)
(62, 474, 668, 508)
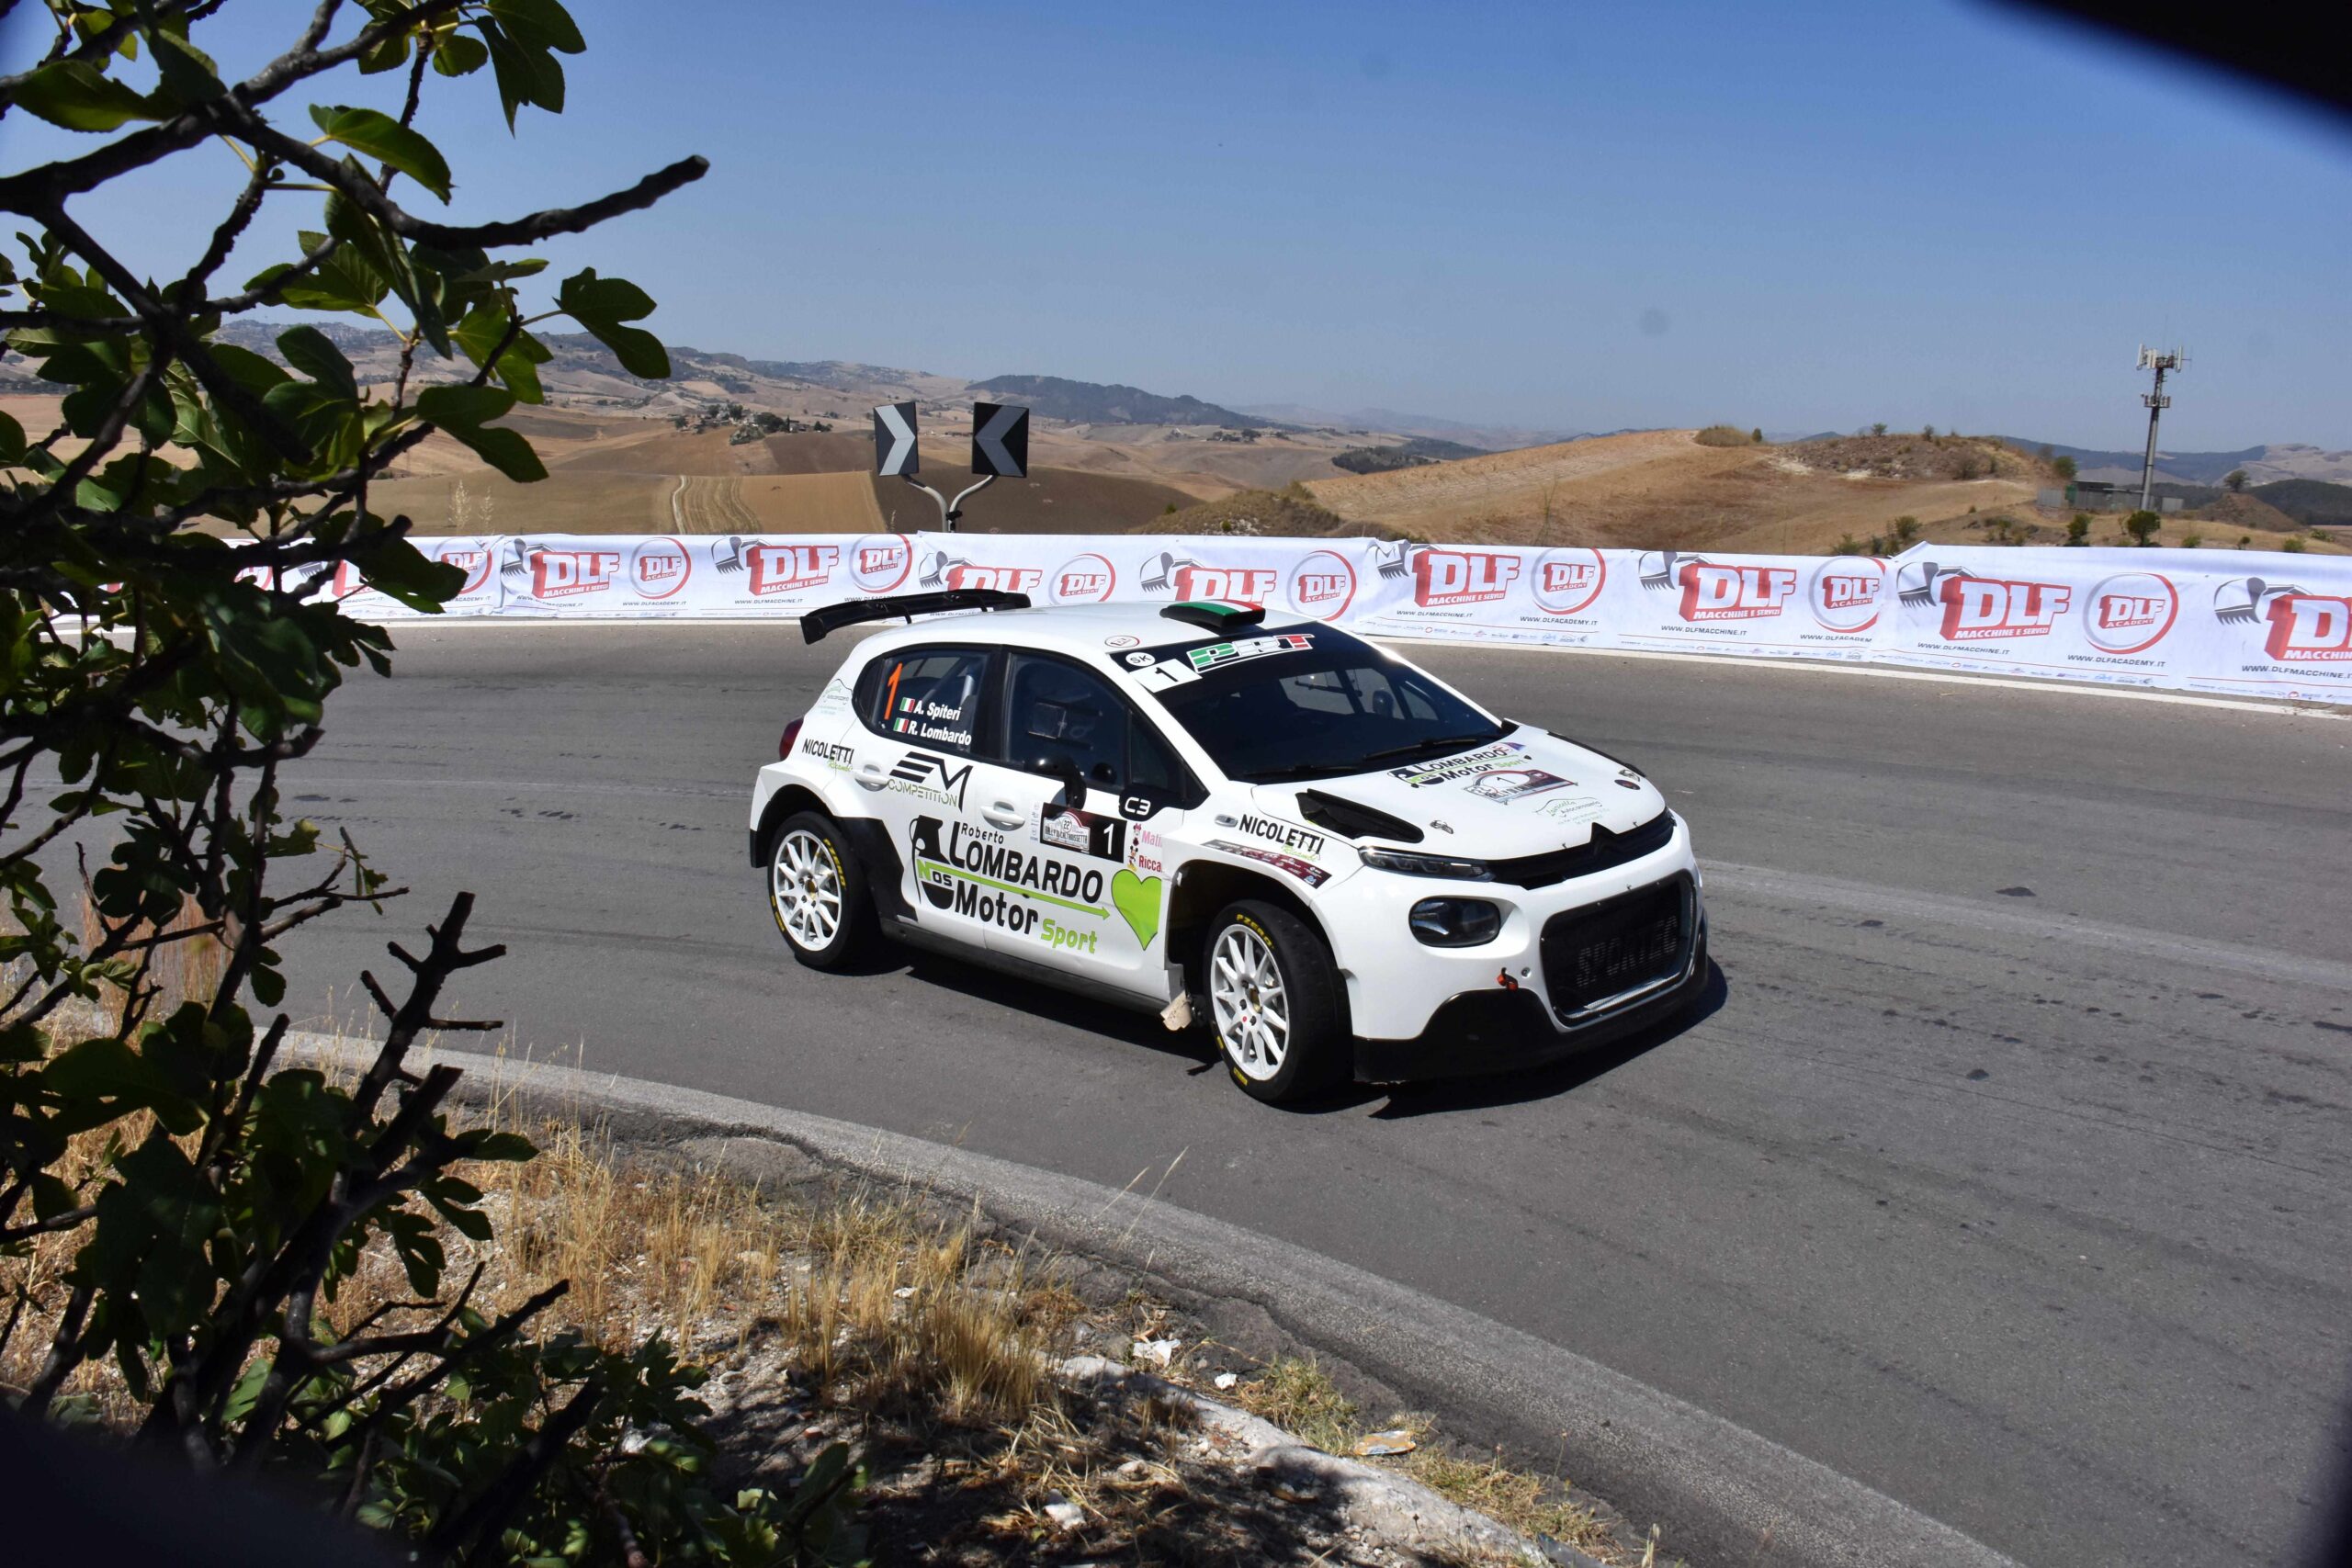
(288, 1032, 2018, 1568)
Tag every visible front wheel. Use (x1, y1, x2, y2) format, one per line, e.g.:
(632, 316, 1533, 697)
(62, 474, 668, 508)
(767, 811, 876, 970)
(1204, 900, 1346, 1104)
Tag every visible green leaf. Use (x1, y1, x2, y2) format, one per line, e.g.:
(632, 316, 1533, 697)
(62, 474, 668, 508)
(10, 60, 164, 132)
(0, 410, 24, 466)
(431, 31, 490, 76)
(414, 383, 545, 481)
(556, 268, 669, 378)
(149, 29, 224, 107)
(488, 0, 586, 53)
(479, 17, 566, 130)
(276, 326, 358, 400)
(308, 105, 453, 202)
(206, 342, 293, 393)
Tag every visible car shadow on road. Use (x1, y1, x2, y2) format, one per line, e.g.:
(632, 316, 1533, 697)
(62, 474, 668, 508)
(1345, 959, 1731, 1120)
(892, 944, 1729, 1120)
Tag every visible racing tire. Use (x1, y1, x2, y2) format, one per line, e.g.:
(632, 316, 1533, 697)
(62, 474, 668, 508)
(1204, 900, 1346, 1105)
(766, 810, 876, 971)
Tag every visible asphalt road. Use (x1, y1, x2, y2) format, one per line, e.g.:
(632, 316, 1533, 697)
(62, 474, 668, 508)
(267, 625, 2352, 1567)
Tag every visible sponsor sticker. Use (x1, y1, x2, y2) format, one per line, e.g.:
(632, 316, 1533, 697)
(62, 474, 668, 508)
(1390, 739, 1525, 788)
(911, 819, 1111, 945)
(886, 752, 971, 808)
(890, 694, 974, 749)
(1465, 766, 1573, 802)
(1235, 812, 1327, 860)
(1184, 632, 1314, 671)
(1209, 840, 1332, 888)
(1037, 802, 1128, 863)
(799, 737, 854, 771)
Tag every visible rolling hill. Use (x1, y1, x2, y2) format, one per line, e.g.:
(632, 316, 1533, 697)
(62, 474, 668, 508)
(1994, 434, 2352, 488)
(964, 375, 1262, 429)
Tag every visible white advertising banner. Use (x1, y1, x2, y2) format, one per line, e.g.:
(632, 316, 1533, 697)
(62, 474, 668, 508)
(334, 531, 2347, 705)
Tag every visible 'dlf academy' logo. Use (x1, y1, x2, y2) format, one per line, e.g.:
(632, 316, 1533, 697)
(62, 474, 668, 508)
(848, 534, 913, 593)
(2082, 570, 2178, 655)
(1806, 556, 1883, 634)
(1050, 553, 1117, 604)
(1284, 549, 1357, 621)
(1530, 547, 1606, 616)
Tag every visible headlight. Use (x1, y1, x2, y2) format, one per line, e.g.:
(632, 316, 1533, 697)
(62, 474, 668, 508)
(1358, 846, 1493, 880)
(1409, 897, 1502, 946)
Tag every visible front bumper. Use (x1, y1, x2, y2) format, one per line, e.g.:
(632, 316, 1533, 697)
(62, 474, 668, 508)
(1352, 912, 1707, 1082)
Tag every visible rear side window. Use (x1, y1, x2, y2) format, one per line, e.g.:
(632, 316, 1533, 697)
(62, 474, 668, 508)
(859, 648, 989, 754)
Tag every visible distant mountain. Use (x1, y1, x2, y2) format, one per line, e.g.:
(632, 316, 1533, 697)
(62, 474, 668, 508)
(1993, 435, 2352, 488)
(967, 375, 1262, 429)
(1235, 403, 1582, 452)
(2152, 478, 2352, 529)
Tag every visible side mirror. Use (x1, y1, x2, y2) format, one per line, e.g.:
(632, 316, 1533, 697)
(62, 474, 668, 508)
(1032, 754, 1087, 802)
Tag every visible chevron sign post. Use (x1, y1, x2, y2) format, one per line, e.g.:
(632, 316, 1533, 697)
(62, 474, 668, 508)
(970, 401, 1030, 478)
(871, 400, 919, 477)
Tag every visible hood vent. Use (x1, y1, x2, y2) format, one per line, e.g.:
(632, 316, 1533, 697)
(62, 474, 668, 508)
(1295, 790, 1424, 845)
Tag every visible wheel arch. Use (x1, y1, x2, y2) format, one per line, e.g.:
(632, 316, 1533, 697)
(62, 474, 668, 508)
(751, 783, 834, 865)
(1166, 861, 1340, 999)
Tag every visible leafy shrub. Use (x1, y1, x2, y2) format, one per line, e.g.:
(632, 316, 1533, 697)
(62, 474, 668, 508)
(2123, 509, 2163, 547)
(0, 5, 853, 1561)
(1693, 424, 1749, 446)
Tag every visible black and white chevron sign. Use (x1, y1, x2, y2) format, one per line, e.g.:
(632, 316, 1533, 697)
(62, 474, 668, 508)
(969, 401, 1029, 478)
(872, 400, 919, 477)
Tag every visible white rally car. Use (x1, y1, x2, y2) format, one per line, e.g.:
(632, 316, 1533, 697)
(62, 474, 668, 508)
(748, 592, 1708, 1102)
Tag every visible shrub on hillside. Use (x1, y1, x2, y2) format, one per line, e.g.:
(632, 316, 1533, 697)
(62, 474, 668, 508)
(1694, 424, 1750, 446)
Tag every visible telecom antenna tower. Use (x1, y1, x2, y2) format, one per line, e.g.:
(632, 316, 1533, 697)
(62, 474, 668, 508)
(2135, 344, 2186, 513)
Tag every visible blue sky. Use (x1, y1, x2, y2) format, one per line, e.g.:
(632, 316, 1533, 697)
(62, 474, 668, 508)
(6, 1, 2347, 447)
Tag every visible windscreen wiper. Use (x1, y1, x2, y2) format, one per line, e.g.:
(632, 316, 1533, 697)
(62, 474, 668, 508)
(1352, 731, 1506, 768)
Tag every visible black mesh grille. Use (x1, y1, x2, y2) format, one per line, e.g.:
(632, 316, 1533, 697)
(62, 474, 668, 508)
(1490, 810, 1673, 890)
(1539, 874, 1693, 1019)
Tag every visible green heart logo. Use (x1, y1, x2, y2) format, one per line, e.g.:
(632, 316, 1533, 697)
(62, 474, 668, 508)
(1112, 869, 1162, 948)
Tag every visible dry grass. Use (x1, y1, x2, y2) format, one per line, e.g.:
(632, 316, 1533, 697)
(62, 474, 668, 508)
(1233, 1355, 1633, 1563)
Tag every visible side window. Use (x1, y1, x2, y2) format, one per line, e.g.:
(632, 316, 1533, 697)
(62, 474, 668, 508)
(1130, 719, 1187, 795)
(862, 648, 989, 755)
(1006, 654, 1129, 787)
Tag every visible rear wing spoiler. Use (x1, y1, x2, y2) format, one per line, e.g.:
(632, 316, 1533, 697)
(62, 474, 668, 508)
(799, 588, 1031, 644)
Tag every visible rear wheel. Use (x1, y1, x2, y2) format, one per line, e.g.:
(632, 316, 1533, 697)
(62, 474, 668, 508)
(767, 811, 875, 970)
(1204, 900, 1345, 1104)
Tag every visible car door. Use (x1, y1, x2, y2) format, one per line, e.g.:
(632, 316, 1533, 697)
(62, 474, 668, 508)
(845, 644, 1001, 953)
(973, 652, 1200, 997)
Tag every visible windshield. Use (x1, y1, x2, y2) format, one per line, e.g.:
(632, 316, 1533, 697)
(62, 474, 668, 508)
(1148, 630, 1510, 784)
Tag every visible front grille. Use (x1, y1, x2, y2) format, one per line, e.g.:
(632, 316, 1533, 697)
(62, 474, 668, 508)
(1490, 810, 1673, 890)
(1539, 873, 1693, 1021)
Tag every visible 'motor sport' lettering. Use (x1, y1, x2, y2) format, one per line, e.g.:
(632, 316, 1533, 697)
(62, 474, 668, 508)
(1391, 740, 1524, 787)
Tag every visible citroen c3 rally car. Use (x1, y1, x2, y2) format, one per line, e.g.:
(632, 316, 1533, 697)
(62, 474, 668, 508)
(748, 591, 1708, 1103)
